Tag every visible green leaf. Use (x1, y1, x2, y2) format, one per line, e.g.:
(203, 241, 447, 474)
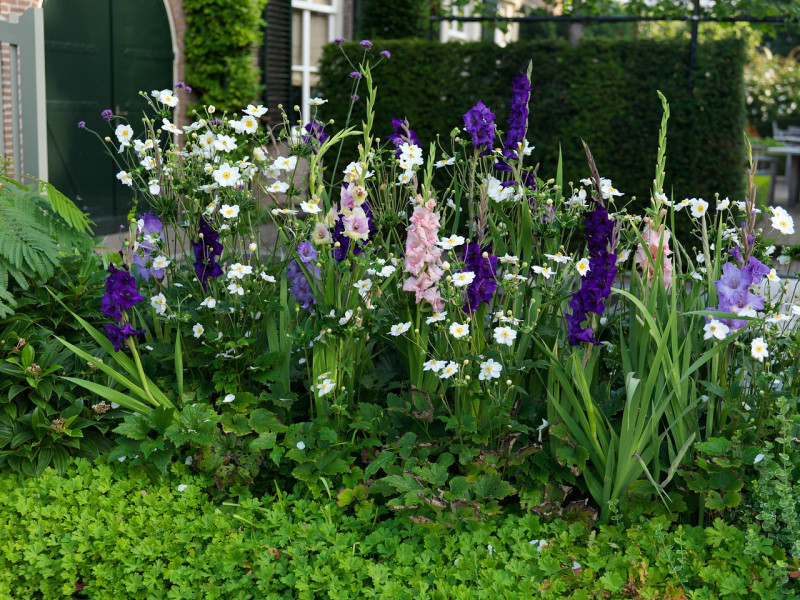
(695, 437, 731, 456)
(473, 474, 515, 500)
(364, 451, 395, 479)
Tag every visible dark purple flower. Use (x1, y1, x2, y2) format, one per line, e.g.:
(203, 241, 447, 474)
(101, 264, 143, 322)
(351, 94, 360, 102)
(192, 218, 224, 291)
(101, 109, 114, 122)
(360, 40, 373, 49)
(209, 118, 223, 127)
(387, 118, 421, 157)
(463, 100, 496, 150)
(287, 242, 322, 311)
(302, 120, 329, 153)
(332, 202, 377, 262)
(349, 71, 362, 79)
(103, 322, 145, 353)
(77, 121, 86, 129)
(566, 206, 617, 345)
(461, 242, 497, 313)
(380, 50, 391, 59)
(174, 81, 192, 92)
(729, 245, 743, 263)
(503, 72, 531, 161)
(334, 37, 345, 45)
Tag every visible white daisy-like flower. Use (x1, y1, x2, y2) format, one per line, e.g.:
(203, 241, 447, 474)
(437, 235, 465, 249)
(220, 204, 240, 219)
(243, 104, 268, 117)
(439, 362, 459, 379)
(452, 271, 476, 288)
(435, 157, 456, 168)
(499, 254, 520, 265)
(261, 272, 276, 283)
(227, 263, 253, 279)
(307, 97, 328, 106)
(566, 189, 587, 208)
(354, 279, 372, 298)
(576, 258, 591, 277)
(766, 314, 789, 325)
(479, 358, 502, 381)
(161, 118, 183, 135)
(152, 89, 178, 107)
(296, 441, 306, 450)
(766, 269, 780, 283)
(151, 255, 170, 270)
(703, 319, 729, 341)
(449, 322, 469, 339)
(200, 296, 217, 309)
(423, 359, 445, 373)
(616, 248, 631, 264)
(274, 156, 298, 171)
(674, 198, 692, 212)
(690, 198, 709, 219)
(717, 197, 730, 210)
(227, 282, 245, 296)
(398, 143, 424, 168)
(316, 378, 335, 397)
(655, 192, 671, 206)
(115, 124, 134, 147)
(751, 337, 768, 362)
(493, 326, 517, 346)
(213, 163, 241, 188)
(192, 323, 204, 338)
(486, 175, 513, 203)
(426, 312, 447, 324)
(389, 322, 412, 336)
(116, 170, 133, 186)
(544, 252, 570, 264)
(150, 293, 167, 315)
(397, 169, 415, 185)
(267, 181, 290, 194)
(177, 484, 188, 493)
(300, 200, 321, 214)
(771, 210, 795, 235)
(532, 265, 553, 279)
(140, 156, 156, 170)
(377, 265, 395, 278)
(213, 134, 238, 153)
(339, 309, 353, 326)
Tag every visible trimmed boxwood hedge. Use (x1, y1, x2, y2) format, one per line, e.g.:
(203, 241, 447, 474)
(318, 39, 747, 209)
(0, 459, 793, 598)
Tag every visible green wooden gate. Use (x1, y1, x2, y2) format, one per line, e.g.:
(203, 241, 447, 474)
(44, 0, 173, 234)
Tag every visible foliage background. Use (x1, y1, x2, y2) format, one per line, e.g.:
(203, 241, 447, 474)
(184, 0, 268, 113)
(319, 39, 747, 211)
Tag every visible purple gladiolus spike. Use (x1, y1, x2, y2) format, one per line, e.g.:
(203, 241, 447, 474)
(463, 100, 495, 150)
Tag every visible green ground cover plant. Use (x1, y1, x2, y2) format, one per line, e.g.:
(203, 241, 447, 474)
(0, 458, 794, 599)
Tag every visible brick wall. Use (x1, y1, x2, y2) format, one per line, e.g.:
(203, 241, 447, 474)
(1, 0, 186, 178)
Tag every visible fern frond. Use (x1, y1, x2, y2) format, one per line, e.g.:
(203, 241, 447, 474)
(42, 182, 94, 234)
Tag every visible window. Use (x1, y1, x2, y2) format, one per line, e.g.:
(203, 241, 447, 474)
(291, 0, 339, 124)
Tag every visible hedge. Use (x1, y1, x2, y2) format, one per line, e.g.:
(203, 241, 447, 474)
(0, 459, 793, 598)
(318, 39, 747, 209)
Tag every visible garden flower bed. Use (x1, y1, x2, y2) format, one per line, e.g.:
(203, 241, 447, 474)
(1, 42, 799, 597)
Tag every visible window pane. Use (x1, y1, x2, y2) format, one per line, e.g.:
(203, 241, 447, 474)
(291, 10, 302, 67)
(309, 13, 328, 67)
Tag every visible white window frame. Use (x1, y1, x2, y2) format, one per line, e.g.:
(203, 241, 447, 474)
(292, 0, 339, 124)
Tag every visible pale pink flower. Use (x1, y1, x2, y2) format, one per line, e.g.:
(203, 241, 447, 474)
(635, 219, 673, 288)
(403, 195, 443, 310)
(342, 207, 370, 241)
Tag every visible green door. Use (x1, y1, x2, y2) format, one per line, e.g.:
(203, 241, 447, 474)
(44, 0, 173, 234)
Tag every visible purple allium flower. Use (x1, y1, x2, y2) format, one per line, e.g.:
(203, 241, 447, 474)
(192, 218, 224, 291)
(103, 322, 145, 353)
(101, 109, 114, 122)
(566, 205, 617, 345)
(334, 37, 345, 45)
(101, 264, 143, 322)
(387, 118, 421, 158)
(209, 118, 223, 127)
(503, 72, 531, 161)
(174, 81, 192, 92)
(461, 242, 497, 313)
(302, 120, 329, 153)
(349, 71, 362, 79)
(360, 40, 373, 49)
(380, 50, 391, 59)
(351, 94, 360, 102)
(463, 100, 496, 150)
(77, 121, 86, 129)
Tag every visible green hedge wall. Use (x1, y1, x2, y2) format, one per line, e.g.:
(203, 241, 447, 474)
(319, 39, 747, 207)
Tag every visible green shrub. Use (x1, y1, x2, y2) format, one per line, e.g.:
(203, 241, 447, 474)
(359, 0, 430, 40)
(184, 0, 268, 114)
(318, 38, 747, 212)
(0, 458, 793, 599)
